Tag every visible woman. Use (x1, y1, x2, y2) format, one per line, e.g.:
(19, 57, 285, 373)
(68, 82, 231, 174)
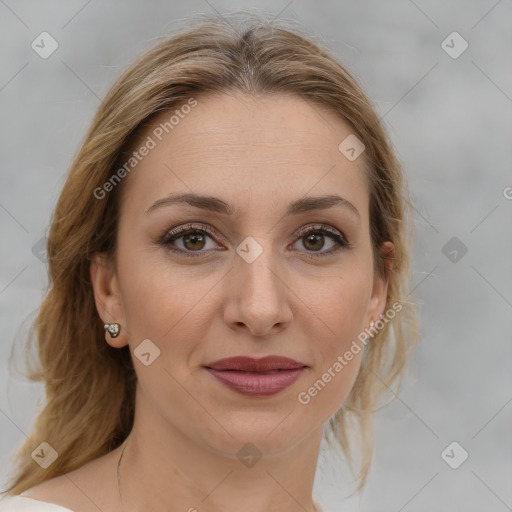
(1, 13, 418, 512)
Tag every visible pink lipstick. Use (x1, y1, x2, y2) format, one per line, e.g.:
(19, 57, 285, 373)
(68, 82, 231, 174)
(203, 356, 307, 397)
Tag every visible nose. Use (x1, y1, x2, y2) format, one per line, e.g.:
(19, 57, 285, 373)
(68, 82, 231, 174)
(223, 242, 293, 337)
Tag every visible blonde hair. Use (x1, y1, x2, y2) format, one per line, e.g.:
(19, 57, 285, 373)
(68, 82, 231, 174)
(3, 12, 419, 497)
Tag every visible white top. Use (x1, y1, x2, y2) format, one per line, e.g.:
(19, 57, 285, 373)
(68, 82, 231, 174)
(0, 495, 74, 511)
(0, 493, 324, 511)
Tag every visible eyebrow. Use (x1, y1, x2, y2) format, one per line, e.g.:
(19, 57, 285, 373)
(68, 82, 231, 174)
(144, 192, 360, 221)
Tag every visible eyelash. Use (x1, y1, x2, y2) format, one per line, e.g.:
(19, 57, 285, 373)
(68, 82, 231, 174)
(159, 222, 350, 259)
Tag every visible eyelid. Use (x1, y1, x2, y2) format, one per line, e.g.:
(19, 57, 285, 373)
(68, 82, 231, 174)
(294, 223, 347, 243)
(161, 222, 227, 247)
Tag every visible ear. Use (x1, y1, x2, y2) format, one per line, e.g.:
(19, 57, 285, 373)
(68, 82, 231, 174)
(90, 252, 128, 348)
(366, 241, 395, 326)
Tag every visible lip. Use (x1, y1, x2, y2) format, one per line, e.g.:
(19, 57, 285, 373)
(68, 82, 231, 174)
(203, 356, 308, 397)
(204, 356, 307, 372)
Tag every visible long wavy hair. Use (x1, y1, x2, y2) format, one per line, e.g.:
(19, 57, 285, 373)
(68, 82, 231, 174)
(3, 12, 419, 497)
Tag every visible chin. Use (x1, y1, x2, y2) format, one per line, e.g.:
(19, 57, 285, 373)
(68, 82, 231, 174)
(197, 410, 316, 458)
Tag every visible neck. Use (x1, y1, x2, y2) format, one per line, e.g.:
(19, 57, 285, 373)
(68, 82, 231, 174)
(117, 389, 323, 512)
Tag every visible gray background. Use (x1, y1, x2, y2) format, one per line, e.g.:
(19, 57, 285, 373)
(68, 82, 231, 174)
(1, 1, 511, 511)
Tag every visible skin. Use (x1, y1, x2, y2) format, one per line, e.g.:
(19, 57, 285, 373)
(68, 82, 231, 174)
(21, 92, 393, 512)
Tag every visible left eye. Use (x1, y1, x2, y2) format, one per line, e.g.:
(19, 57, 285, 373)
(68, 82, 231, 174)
(292, 230, 339, 252)
(291, 224, 349, 257)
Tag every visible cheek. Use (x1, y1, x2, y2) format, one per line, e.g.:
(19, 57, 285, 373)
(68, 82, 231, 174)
(117, 250, 219, 356)
(297, 288, 367, 419)
(117, 255, 218, 418)
(304, 260, 373, 345)
(295, 265, 371, 413)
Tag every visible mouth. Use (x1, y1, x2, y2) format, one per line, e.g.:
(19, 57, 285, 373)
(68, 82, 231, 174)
(202, 356, 308, 396)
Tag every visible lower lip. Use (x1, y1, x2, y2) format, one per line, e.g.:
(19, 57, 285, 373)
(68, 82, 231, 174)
(205, 367, 306, 396)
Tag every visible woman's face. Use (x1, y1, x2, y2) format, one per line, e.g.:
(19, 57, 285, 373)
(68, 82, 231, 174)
(92, 92, 391, 457)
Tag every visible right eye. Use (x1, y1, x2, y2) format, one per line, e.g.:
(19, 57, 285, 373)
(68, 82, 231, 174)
(160, 223, 224, 258)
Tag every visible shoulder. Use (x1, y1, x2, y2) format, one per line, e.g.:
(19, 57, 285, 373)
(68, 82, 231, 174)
(0, 493, 74, 511)
(1, 471, 96, 512)
(5, 449, 121, 512)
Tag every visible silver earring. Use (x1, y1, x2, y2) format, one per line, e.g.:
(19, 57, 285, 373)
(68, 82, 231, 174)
(104, 323, 120, 338)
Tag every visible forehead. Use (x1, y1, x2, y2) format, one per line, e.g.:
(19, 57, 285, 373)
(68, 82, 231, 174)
(120, 92, 369, 220)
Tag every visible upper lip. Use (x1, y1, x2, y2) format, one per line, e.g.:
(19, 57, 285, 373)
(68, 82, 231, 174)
(203, 356, 307, 372)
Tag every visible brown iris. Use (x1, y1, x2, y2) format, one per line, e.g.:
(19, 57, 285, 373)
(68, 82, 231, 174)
(183, 233, 207, 251)
(302, 233, 324, 251)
